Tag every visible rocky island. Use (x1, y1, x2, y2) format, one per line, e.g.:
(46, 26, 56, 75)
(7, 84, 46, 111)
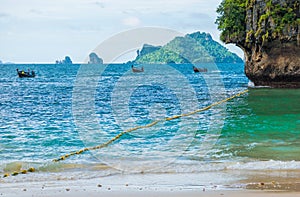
(216, 0, 300, 88)
(133, 32, 243, 64)
(88, 52, 103, 64)
(55, 56, 73, 64)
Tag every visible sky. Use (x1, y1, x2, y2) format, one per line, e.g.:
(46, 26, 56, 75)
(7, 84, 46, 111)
(0, 0, 244, 63)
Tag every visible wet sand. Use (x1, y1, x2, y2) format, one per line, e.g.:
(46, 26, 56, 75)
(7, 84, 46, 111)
(1, 173, 300, 197)
(2, 190, 300, 197)
(1, 182, 299, 197)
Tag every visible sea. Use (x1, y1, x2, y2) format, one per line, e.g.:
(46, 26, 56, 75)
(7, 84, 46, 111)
(0, 63, 299, 189)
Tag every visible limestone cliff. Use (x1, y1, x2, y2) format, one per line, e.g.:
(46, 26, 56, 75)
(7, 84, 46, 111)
(216, 0, 300, 88)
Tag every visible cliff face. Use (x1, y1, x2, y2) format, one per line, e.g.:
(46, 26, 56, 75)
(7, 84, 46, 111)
(217, 0, 300, 88)
(244, 0, 300, 88)
(135, 44, 161, 60)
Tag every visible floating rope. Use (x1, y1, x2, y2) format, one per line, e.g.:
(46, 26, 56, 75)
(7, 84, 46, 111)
(2, 167, 35, 178)
(2, 89, 249, 178)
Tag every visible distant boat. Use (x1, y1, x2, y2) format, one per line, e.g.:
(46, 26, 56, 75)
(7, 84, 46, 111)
(17, 69, 36, 78)
(193, 66, 207, 73)
(132, 65, 144, 73)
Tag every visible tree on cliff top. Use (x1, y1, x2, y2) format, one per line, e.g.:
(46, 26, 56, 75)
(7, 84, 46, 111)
(215, 0, 246, 44)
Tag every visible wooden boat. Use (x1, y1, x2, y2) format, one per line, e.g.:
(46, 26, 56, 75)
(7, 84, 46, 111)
(193, 66, 207, 73)
(17, 69, 36, 78)
(132, 65, 144, 73)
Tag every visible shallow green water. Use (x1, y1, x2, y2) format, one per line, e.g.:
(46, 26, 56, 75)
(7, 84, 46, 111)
(220, 89, 300, 161)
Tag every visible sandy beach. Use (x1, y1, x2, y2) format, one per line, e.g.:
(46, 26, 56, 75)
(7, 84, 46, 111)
(1, 172, 300, 197)
(1, 180, 299, 197)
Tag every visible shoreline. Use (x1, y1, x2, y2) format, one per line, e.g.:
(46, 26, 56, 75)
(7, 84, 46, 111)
(1, 172, 300, 197)
(1, 180, 299, 197)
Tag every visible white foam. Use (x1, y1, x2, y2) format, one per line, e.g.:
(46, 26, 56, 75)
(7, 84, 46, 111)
(227, 160, 300, 170)
(247, 81, 271, 88)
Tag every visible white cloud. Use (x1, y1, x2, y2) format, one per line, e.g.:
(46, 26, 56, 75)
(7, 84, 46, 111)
(0, 12, 9, 18)
(122, 16, 141, 27)
(0, 0, 246, 63)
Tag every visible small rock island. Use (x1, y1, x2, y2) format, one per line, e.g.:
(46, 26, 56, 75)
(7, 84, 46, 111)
(88, 52, 103, 64)
(56, 56, 73, 65)
(216, 0, 300, 88)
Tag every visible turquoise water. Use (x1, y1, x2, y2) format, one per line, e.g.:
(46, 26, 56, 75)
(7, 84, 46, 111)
(0, 63, 299, 184)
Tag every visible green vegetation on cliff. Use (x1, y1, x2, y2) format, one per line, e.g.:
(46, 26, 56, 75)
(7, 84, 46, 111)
(134, 32, 243, 64)
(216, 0, 300, 45)
(215, 0, 246, 43)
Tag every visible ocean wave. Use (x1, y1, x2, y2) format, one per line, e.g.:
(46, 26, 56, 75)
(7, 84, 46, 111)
(226, 160, 300, 171)
(1, 159, 300, 185)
